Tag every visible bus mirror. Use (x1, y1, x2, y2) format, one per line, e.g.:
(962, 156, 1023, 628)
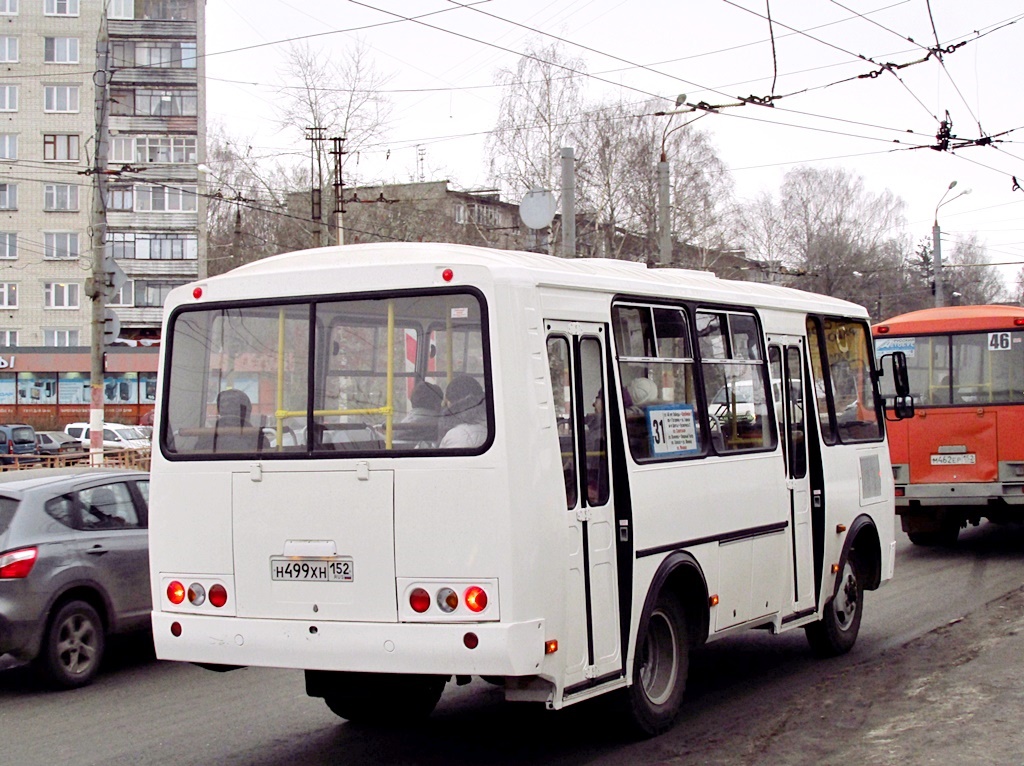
(880, 351, 914, 420)
(890, 351, 911, 398)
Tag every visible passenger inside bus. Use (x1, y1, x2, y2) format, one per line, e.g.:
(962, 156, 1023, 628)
(623, 375, 658, 456)
(394, 381, 444, 447)
(439, 375, 487, 448)
(196, 388, 266, 453)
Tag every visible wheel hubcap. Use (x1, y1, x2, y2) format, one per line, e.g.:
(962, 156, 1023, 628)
(639, 608, 679, 706)
(833, 562, 859, 632)
(57, 614, 98, 675)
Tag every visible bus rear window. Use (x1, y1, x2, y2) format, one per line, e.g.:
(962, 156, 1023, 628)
(162, 291, 490, 458)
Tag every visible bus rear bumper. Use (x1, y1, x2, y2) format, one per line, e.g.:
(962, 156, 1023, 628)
(151, 612, 546, 676)
(896, 483, 1024, 508)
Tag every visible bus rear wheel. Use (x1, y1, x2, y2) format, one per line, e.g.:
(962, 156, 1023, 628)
(319, 672, 447, 725)
(805, 558, 863, 657)
(623, 591, 689, 737)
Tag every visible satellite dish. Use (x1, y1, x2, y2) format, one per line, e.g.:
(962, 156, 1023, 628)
(519, 189, 557, 230)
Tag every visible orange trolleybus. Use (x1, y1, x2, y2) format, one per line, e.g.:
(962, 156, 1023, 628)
(874, 304, 1024, 545)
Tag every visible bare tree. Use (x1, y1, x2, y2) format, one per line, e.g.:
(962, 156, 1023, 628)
(486, 40, 587, 222)
(942, 233, 1007, 305)
(778, 167, 906, 306)
(276, 38, 393, 243)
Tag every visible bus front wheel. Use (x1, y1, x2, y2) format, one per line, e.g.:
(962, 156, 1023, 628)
(319, 672, 447, 724)
(805, 558, 863, 657)
(623, 590, 689, 737)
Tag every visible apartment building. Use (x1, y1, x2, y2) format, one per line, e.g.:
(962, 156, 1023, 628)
(0, 0, 205, 348)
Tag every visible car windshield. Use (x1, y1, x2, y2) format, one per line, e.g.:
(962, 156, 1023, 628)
(11, 427, 35, 445)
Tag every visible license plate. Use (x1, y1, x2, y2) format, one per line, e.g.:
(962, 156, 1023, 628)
(930, 454, 976, 465)
(270, 557, 354, 582)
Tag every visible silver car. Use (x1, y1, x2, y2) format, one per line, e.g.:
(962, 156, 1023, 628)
(0, 468, 150, 688)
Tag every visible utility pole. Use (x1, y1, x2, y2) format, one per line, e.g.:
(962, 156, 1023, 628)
(560, 147, 575, 257)
(331, 136, 346, 246)
(932, 218, 943, 308)
(88, 13, 110, 465)
(305, 126, 325, 248)
(658, 153, 670, 265)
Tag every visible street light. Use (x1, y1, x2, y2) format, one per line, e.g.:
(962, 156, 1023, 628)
(657, 96, 705, 265)
(932, 180, 972, 307)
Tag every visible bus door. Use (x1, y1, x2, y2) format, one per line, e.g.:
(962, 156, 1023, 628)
(768, 337, 816, 612)
(546, 322, 621, 691)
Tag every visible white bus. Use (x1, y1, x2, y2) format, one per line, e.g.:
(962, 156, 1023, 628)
(150, 243, 908, 736)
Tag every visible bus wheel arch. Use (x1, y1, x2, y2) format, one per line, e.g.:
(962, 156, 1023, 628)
(622, 553, 709, 737)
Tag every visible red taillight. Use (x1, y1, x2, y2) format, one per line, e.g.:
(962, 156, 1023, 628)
(167, 580, 185, 604)
(409, 587, 431, 613)
(209, 583, 228, 608)
(876, 326, 889, 334)
(0, 547, 38, 579)
(894, 487, 905, 497)
(464, 586, 487, 613)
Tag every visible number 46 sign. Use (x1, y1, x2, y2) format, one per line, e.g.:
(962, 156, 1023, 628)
(989, 332, 1013, 351)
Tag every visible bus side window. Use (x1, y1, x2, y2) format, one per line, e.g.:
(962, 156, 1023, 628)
(547, 336, 577, 509)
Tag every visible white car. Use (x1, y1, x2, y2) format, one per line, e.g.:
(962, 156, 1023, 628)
(64, 422, 150, 451)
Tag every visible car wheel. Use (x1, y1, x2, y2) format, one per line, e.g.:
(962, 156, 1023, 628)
(38, 600, 106, 689)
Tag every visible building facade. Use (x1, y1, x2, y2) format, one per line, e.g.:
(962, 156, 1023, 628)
(0, 0, 205, 349)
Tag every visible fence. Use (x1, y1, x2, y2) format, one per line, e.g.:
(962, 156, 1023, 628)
(0, 448, 151, 473)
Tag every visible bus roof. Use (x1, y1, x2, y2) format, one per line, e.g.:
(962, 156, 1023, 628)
(184, 242, 868, 317)
(874, 304, 1024, 335)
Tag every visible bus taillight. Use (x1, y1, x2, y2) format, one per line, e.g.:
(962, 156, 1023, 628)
(464, 586, 488, 613)
(209, 584, 228, 608)
(410, 587, 431, 613)
(167, 580, 186, 604)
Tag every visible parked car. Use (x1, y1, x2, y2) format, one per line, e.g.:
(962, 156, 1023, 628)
(0, 424, 40, 465)
(64, 422, 150, 451)
(35, 431, 82, 457)
(0, 467, 150, 688)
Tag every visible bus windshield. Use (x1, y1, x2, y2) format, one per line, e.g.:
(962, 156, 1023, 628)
(162, 290, 490, 457)
(877, 329, 1024, 406)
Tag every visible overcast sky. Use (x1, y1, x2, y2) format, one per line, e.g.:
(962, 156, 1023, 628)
(206, 0, 1024, 283)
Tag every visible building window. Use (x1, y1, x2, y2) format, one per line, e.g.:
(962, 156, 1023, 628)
(0, 282, 16, 308)
(44, 37, 79, 64)
(43, 133, 79, 161)
(107, 280, 133, 307)
(0, 36, 17, 63)
(44, 184, 79, 211)
(0, 1, 18, 16)
(137, 0, 196, 22)
(106, 231, 135, 259)
(135, 184, 197, 212)
(134, 89, 197, 117)
(107, 0, 132, 19)
(134, 280, 181, 307)
(0, 184, 17, 210)
(110, 135, 133, 163)
(136, 135, 196, 163)
(107, 232, 198, 261)
(0, 85, 17, 112)
(43, 232, 79, 259)
(44, 85, 79, 113)
(0, 232, 15, 259)
(135, 40, 196, 68)
(44, 282, 80, 309)
(0, 330, 17, 347)
(0, 133, 16, 160)
(44, 0, 78, 15)
(106, 185, 132, 211)
(44, 329, 78, 346)
(137, 232, 197, 260)
(110, 88, 134, 116)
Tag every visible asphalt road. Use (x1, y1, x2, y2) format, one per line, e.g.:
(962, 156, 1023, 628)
(3, 522, 1023, 766)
